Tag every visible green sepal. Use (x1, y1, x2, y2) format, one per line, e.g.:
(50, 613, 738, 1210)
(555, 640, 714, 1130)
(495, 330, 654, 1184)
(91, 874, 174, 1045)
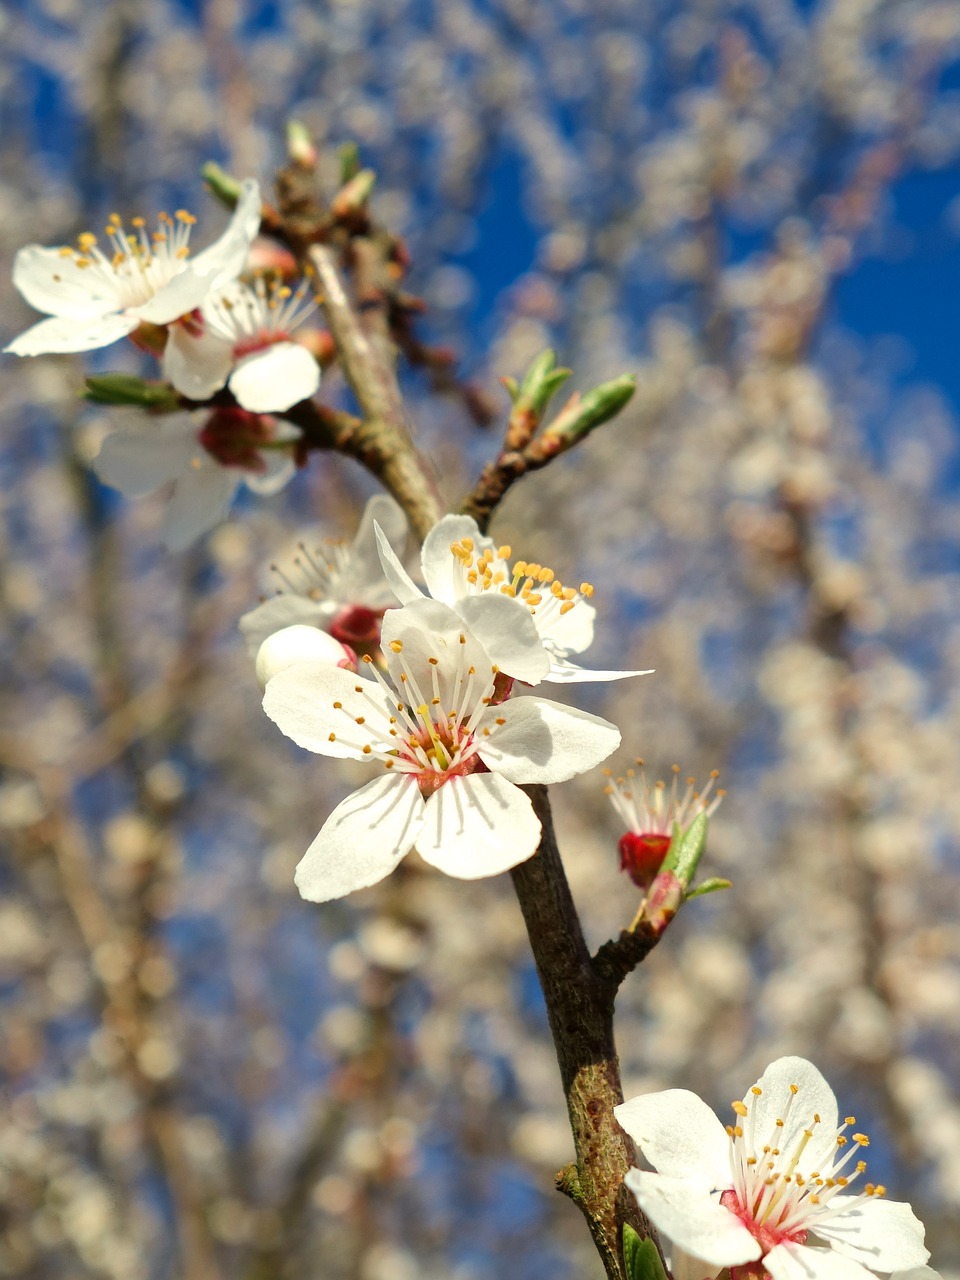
(623, 1225, 669, 1280)
(83, 374, 181, 411)
(659, 811, 707, 887)
(500, 375, 520, 404)
(685, 877, 732, 901)
(201, 162, 242, 208)
(338, 141, 361, 184)
(517, 349, 572, 418)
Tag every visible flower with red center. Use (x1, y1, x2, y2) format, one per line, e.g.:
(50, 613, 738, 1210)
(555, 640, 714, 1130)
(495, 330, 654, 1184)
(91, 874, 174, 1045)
(92, 410, 299, 551)
(261, 598, 622, 901)
(239, 494, 408, 660)
(604, 761, 723, 891)
(615, 1056, 929, 1280)
(5, 182, 261, 357)
(375, 512, 652, 686)
(163, 275, 320, 412)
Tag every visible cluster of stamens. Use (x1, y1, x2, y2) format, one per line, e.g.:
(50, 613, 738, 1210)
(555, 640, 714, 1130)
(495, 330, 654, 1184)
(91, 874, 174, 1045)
(323, 635, 503, 793)
(57, 210, 198, 305)
(270, 539, 353, 603)
(205, 275, 317, 352)
(604, 761, 723, 837)
(449, 536, 593, 626)
(723, 1082, 884, 1244)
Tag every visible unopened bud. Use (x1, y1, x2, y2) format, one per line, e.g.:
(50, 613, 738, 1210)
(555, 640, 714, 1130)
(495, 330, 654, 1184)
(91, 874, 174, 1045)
(286, 120, 318, 169)
(544, 373, 636, 444)
(83, 373, 180, 411)
(256, 625, 357, 689)
(618, 831, 671, 892)
(201, 162, 243, 209)
(331, 169, 377, 219)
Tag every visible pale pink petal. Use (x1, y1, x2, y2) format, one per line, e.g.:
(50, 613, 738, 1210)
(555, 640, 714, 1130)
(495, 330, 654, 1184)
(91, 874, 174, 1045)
(417, 772, 541, 878)
(457, 594, 551, 684)
(163, 326, 233, 400)
(375, 521, 425, 605)
(420, 514, 491, 604)
(229, 343, 320, 412)
(163, 463, 238, 550)
(11, 244, 122, 319)
(765, 1241, 881, 1280)
(92, 423, 200, 497)
(239, 596, 335, 656)
(614, 1089, 731, 1186)
(5, 311, 138, 356)
(189, 179, 262, 284)
(624, 1171, 759, 1268)
(262, 661, 395, 761)
(294, 774, 423, 903)
(477, 696, 620, 784)
(812, 1195, 929, 1272)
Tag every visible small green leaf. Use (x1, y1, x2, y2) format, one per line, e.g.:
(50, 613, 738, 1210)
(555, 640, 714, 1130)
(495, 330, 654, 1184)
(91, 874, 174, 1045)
(544, 373, 636, 443)
(500, 375, 520, 404)
(83, 374, 181, 410)
(338, 141, 361, 184)
(201, 162, 242, 208)
(660, 811, 708, 887)
(685, 876, 733, 901)
(623, 1225, 669, 1280)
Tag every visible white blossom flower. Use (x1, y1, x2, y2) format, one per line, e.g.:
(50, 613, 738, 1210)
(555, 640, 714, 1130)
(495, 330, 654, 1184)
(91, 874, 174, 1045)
(615, 1056, 929, 1280)
(262, 597, 621, 901)
(239, 494, 408, 657)
(255, 625, 356, 689)
(5, 182, 261, 357)
(163, 276, 320, 412)
(375, 512, 650, 685)
(92, 408, 299, 551)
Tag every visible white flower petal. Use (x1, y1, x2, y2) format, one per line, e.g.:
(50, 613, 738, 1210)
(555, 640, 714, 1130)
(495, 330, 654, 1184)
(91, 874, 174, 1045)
(255, 625, 350, 688)
(381, 598, 492, 707)
(765, 1241, 880, 1280)
(263, 661, 395, 760)
(92, 422, 199, 497)
(478, 695, 620, 784)
(5, 311, 138, 356)
(544, 655, 653, 683)
(162, 463, 238, 550)
(239, 596, 335, 656)
(375, 521, 425, 605)
(539, 596, 596, 654)
(748, 1058, 839, 1171)
(356, 495, 408, 566)
(11, 244, 122, 319)
(134, 269, 220, 325)
(420, 514, 491, 604)
(229, 343, 320, 412)
(670, 1248, 725, 1280)
(457, 594, 551, 684)
(163, 326, 232, 400)
(614, 1089, 731, 1186)
(294, 773, 423, 903)
(416, 772, 541, 878)
(624, 1170, 760, 1267)
(244, 446, 297, 496)
(189, 179, 262, 284)
(812, 1195, 929, 1272)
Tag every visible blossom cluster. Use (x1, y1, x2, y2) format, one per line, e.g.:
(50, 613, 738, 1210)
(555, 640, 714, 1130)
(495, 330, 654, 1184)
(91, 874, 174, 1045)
(6, 182, 321, 548)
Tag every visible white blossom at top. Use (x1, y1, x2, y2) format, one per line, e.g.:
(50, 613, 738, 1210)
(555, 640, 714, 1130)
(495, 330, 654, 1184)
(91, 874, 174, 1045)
(5, 181, 262, 357)
(262, 597, 621, 901)
(163, 276, 321, 412)
(615, 1056, 929, 1280)
(375, 512, 651, 685)
(92, 408, 299, 551)
(239, 494, 408, 657)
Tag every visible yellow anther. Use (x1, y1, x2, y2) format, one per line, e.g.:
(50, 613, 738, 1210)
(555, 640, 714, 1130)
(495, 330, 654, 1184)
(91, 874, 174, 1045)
(461, 537, 474, 551)
(328, 733, 336, 742)
(176, 246, 190, 259)
(789, 1084, 799, 1095)
(752, 1087, 762, 1096)
(845, 1116, 856, 1125)
(77, 232, 97, 250)
(538, 567, 554, 583)
(355, 716, 365, 725)
(389, 640, 403, 653)
(853, 1134, 869, 1147)
(362, 745, 372, 754)
(131, 216, 145, 227)
(498, 545, 511, 559)
(836, 1137, 848, 1147)
(559, 601, 575, 614)
(175, 210, 197, 224)
(58, 246, 74, 257)
(580, 582, 595, 597)
(75, 257, 91, 268)
(731, 1101, 749, 1117)
(428, 656, 439, 665)
(333, 701, 342, 709)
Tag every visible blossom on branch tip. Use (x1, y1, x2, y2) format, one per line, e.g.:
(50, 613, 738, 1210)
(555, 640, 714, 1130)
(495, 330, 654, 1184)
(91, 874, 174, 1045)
(164, 276, 321, 411)
(375, 512, 651, 685)
(615, 1056, 929, 1280)
(262, 598, 622, 901)
(5, 181, 261, 357)
(92, 408, 299, 551)
(605, 761, 723, 891)
(239, 494, 408, 658)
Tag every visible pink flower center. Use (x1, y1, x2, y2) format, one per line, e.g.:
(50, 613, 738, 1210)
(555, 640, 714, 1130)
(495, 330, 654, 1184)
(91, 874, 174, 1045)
(234, 330, 289, 359)
(720, 1188, 808, 1258)
(198, 407, 274, 472)
(329, 605, 386, 649)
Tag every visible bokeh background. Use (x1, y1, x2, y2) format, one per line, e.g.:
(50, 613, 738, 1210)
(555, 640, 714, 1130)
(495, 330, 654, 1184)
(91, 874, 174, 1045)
(2, 0, 960, 1277)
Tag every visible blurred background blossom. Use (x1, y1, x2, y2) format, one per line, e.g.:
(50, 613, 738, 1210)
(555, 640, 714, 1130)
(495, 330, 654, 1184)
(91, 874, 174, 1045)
(1, 0, 960, 1276)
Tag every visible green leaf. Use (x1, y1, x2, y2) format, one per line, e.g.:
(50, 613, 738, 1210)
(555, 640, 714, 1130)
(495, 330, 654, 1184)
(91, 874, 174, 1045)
(515, 349, 572, 418)
(338, 141, 361, 184)
(544, 373, 636, 443)
(623, 1225, 669, 1280)
(500, 375, 520, 404)
(660, 811, 708, 887)
(83, 374, 180, 410)
(201, 162, 242, 208)
(685, 876, 733, 901)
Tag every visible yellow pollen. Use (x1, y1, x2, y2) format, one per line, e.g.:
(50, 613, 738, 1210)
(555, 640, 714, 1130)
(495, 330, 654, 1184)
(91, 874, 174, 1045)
(752, 1087, 763, 1096)
(389, 640, 403, 652)
(731, 1101, 748, 1117)
(559, 601, 575, 615)
(789, 1084, 799, 1095)
(333, 701, 342, 709)
(175, 210, 196, 224)
(837, 1137, 847, 1147)
(355, 717, 365, 725)
(498, 545, 511, 558)
(362, 745, 372, 754)
(78, 232, 97, 250)
(853, 1134, 869, 1147)
(58, 246, 74, 257)
(845, 1116, 856, 1125)
(428, 656, 439, 665)
(328, 733, 336, 742)
(580, 582, 594, 596)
